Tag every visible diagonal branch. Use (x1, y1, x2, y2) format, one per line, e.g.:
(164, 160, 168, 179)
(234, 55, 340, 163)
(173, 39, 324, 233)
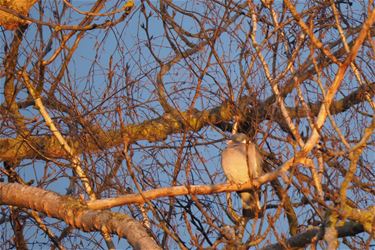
(0, 182, 161, 250)
(21, 72, 95, 199)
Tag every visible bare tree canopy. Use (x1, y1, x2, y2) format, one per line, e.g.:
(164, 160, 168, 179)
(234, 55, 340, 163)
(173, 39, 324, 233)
(0, 0, 374, 249)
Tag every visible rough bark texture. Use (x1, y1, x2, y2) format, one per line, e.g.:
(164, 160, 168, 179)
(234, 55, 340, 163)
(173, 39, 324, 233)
(0, 182, 161, 250)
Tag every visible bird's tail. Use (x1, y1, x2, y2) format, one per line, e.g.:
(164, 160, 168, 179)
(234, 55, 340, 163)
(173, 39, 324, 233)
(239, 191, 262, 219)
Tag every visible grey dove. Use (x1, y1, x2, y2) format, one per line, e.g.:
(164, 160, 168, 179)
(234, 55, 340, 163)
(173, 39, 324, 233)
(221, 133, 263, 219)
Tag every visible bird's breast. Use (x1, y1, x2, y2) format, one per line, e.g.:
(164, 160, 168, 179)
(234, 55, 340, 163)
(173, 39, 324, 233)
(221, 148, 252, 183)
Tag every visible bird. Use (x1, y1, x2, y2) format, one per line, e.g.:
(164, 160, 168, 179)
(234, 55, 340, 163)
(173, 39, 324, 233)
(221, 133, 263, 219)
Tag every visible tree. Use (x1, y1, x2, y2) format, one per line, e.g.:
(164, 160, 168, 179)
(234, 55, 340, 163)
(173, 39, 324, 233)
(0, 0, 374, 249)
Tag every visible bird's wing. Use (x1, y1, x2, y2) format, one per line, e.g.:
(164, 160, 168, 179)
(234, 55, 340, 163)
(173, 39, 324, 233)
(243, 143, 263, 178)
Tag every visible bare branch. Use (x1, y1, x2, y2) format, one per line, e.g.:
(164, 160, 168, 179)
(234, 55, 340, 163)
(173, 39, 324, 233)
(0, 182, 161, 250)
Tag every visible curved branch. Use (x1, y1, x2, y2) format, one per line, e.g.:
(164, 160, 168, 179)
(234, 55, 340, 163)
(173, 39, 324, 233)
(0, 182, 161, 250)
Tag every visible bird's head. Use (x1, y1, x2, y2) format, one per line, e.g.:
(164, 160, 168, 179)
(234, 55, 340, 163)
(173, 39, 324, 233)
(229, 133, 248, 144)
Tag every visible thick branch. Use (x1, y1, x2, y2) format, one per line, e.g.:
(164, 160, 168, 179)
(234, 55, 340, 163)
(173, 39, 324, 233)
(0, 1, 134, 31)
(261, 222, 364, 250)
(1, 81, 373, 161)
(286, 82, 375, 118)
(0, 182, 161, 250)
